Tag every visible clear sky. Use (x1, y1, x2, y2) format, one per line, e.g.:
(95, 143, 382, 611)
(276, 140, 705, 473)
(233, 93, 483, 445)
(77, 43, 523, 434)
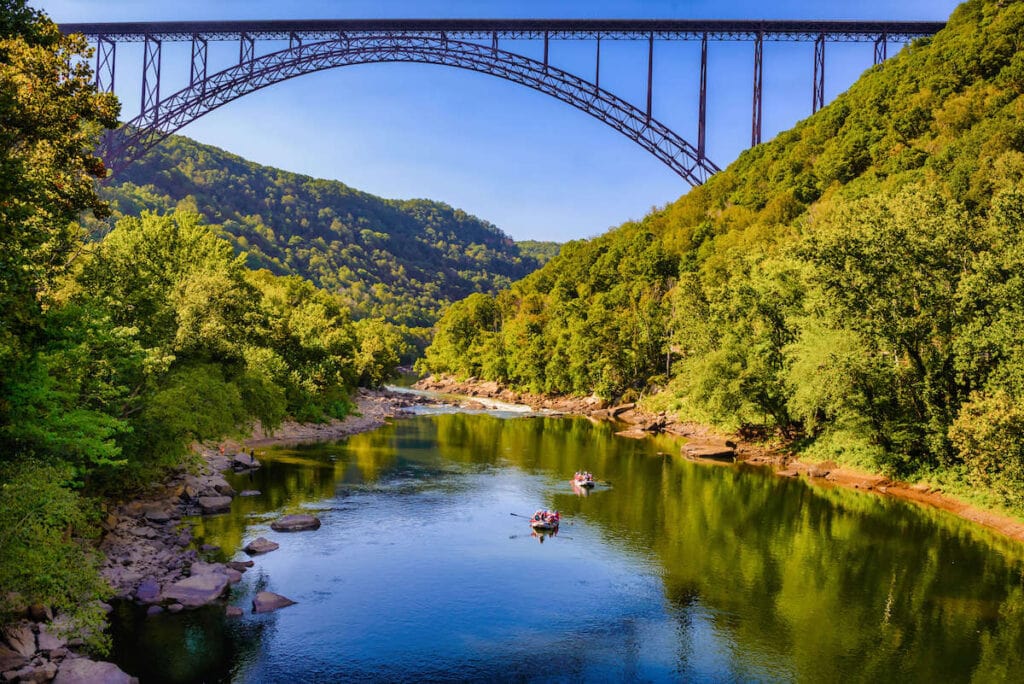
(38, 0, 962, 242)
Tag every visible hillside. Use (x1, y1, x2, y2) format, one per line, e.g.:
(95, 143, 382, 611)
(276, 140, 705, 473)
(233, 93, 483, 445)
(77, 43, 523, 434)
(96, 135, 557, 327)
(418, 0, 1024, 512)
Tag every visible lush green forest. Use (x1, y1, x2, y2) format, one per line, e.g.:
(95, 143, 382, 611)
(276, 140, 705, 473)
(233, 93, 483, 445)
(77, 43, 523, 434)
(97, 135, 557, 329)
(0, 3, 408, 646)
(419, 0, 1024, 514)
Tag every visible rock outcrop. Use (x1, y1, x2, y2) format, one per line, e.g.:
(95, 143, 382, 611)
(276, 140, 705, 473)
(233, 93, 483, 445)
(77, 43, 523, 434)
(252, 592, 296, 614)
(269, 514, 321, 532)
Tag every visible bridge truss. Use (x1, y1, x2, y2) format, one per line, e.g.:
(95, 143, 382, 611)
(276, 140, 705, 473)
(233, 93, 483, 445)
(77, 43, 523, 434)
(60, 19, 945, 184)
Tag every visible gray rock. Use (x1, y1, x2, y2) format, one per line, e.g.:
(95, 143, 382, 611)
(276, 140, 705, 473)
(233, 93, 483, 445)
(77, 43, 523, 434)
(243, 537, 279, 555)
(2, 623, 35, 659)
(252, 591, 296, 614)
(239, 490, 261, 497)
(134, 579, 161, 604)
(188, 561, 226, 576)
(197, 496, 232, 514)
(146, 606, 163, 617)
(231, 453, 261, 470)
(0, 644, 27, 674)
(270, 514, 321, 532)
(161, 573, 230, 608)
(36, 625, 66, 652)
(200, 544, 220, 552)
(167, 604, 184, 614)
(53, 657, 138, 684)
(143, 506, 171, 523)
(225, 606, 243, 618)
(226, 561, 253, 572)
(225, 569, 243, 584)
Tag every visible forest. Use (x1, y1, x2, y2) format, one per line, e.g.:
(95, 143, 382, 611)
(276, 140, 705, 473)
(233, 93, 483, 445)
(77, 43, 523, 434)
(97, 135, 558, 333)
(419, 0, 1024, 516)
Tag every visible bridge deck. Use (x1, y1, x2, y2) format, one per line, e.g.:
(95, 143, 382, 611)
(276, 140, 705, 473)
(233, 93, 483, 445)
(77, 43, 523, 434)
(59, 18, 945, 43)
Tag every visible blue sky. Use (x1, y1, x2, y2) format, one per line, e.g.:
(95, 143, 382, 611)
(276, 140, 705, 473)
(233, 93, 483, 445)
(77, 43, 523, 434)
(39, 0, 962, 242)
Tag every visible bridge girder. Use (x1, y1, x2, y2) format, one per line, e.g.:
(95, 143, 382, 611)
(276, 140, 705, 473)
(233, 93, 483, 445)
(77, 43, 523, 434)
(101, 35, 722, 185)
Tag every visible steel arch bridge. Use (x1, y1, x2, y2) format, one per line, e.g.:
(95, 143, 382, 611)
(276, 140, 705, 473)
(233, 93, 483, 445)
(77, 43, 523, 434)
(60, 19, 946, 185)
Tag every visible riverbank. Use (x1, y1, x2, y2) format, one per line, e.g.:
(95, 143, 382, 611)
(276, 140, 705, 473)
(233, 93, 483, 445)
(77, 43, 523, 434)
(0, 389, 423, 684)
(414, 374, 1024, 545)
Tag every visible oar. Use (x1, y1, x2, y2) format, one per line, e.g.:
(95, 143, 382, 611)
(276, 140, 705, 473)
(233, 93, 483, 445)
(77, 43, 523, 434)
(510, 512, 532, 519)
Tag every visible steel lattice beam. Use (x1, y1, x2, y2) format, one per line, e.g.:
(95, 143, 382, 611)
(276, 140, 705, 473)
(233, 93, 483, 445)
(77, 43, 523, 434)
(812, 33, 825, 113)
(874, 32, 889, 64)
(751, 32, 763, 146)
(59, 19, 944, 43)
(140, 35, 160, 123)
(100, 36, 721, 186)
(95, 35, 116, 92)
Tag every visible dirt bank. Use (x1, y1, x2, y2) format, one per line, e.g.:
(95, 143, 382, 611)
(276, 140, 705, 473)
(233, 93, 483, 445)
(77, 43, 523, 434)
(415, 374, 1024, 545)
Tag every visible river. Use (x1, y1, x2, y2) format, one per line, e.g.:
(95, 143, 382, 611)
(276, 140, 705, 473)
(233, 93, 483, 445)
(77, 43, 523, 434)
(108, 408, 1024, 682)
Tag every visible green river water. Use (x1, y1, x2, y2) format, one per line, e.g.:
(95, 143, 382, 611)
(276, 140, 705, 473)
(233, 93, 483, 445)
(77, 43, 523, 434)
(110, 410, 1024, 682)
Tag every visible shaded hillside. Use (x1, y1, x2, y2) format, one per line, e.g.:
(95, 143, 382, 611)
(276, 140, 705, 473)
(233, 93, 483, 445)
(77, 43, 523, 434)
(419, 0, 1024, 511)
(97, 135, 546, 326)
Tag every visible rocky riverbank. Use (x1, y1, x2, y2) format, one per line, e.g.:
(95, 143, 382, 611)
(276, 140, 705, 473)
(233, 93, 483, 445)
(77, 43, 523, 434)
(415, 374, 1024, 545)
(1, 389, 421, 683)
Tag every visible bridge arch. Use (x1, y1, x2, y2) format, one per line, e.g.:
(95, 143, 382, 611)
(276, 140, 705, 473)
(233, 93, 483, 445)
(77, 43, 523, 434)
(103, 35, 721, 184)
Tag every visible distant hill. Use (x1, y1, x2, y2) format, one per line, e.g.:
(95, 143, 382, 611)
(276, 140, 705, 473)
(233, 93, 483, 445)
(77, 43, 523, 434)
(97, 135, 556, 327)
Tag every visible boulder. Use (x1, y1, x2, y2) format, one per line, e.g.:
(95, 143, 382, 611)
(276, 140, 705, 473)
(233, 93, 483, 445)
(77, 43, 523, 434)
(231, 453, 261, 470)
(2, 623, 35, 659)
(270, 514, 321, 532)
(197, 496, 232, 514)
(225, 606, 243, 618)
(681, 443, 736, 462)
(252, 592, 296, 614)
(0, 645, 26, 674)
(200, 544, 220, 553)
(225, 569, 243, 584)
(36, 625, 66, 652)
(134, 579, 161, 604)
(53, 658, 138, 684)
(161, 573, 230, 608)
(243, 537, 279, 555)
(226, 560, 254, 572)
(143, 506, 172, 523)
(167, 604, 184, 614)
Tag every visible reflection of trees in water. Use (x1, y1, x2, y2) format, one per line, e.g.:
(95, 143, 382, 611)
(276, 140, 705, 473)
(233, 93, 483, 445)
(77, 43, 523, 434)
(109, 601, 271, 683)
(181, 414, 1024, 680)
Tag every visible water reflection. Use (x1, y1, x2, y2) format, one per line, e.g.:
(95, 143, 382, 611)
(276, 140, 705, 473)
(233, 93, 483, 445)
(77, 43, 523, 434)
(113, 414, 1024, 682)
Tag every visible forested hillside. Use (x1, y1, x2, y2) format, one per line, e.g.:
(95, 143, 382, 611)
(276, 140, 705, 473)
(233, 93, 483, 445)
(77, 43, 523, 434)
(419, 0, 1024, 513)
(97, 136, 556, 327)
(0, 5, 407, 640)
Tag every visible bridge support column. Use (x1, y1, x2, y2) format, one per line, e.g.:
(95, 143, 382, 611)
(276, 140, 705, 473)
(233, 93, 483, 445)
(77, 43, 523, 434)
(812, 33, 825, 113)
(543, 31, 549, 73)
(239, 32, 255, 73)
(874, 32, 888, 64)
(751, 32, 763, 146)
(698, 32, 708, 160)
(289, 32, 302, 50)
(95, 35, 115, 93)
(595, 33, 601, 90)
(190, 34, 207, 96)
(141, 35, 161, 124)
(646, 32, 654, 122)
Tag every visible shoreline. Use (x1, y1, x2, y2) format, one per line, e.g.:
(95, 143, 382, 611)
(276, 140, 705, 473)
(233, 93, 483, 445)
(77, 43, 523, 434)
(413, 374, 1024, 546)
